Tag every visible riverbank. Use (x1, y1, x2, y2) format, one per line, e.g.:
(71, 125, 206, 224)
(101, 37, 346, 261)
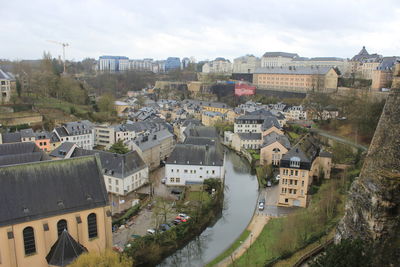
(124, 181, 224, 266)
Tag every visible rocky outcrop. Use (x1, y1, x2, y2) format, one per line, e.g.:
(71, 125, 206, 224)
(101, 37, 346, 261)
(335, 88, 400, 266)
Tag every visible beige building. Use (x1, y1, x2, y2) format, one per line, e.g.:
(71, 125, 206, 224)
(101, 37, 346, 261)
(0, 156, 112, 267)
(260, 132, 291, 166)
(201, 111, 225, 126)
(278, 135, 332, 207)
(371, 57, 400, 90)
(254, 66, 338, 92)
(233, 55, 261, 73)
(261, 52, 298, 68)
(232, 132, 263, 151)
(202, 58, 232, 74)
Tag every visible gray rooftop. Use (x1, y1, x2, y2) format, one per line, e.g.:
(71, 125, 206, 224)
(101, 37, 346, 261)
(166, 144, 223, 166)
(71, 148, 147, 178)
(262, 132, 291, 149)
(238, 133, 262, 140)
(262, 52, 298, 58)
(0, 156, 108, 227)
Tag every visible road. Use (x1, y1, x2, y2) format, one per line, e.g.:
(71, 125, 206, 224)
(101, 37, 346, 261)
(257, 185, 299, 217)
(310, 128, 368, 151)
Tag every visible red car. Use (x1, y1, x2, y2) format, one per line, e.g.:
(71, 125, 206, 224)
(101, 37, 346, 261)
(175, 216, 187, 222)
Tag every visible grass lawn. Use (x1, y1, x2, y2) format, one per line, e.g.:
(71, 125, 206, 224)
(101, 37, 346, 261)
(35, 96, 91, 114)
(205, 229, 251, 267)
(186, 191, 211, 204)
(287, 131, 300, 140)
(273, 229, 335, 267)
(229, 218, 284, 267)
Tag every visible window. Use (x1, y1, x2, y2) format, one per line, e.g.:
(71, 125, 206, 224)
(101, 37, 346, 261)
(302, 181, 304, 187)
(290, 170, 294, 176)
(295, 170, 298, 176)
(176, 178, 180, 183)
(170, 177, 175, 182)
(290, 156, 301, 168)
(171, 169, 174, 173)
(57, 219, 68, 236)
(23, 227, 36, 255)
(177, 169, 179, 173)
(115, 180, 118, 185)
(212, 170, 215, 174)
(87, 213, 98, 239)
(184, 170, 188, 173)
(108, 178, 111, 184)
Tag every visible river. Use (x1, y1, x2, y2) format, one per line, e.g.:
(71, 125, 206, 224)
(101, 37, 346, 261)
(158, 150, 259, 267)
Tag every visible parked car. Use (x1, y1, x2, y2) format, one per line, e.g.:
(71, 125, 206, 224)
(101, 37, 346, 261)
(258, 202, 265, 211)
(178, 213, 190, 220)
(275, 174, 280, 180)
(161, 177, 167, 184)
(176, 216, 187, 222)
(172, 219, 182, 225)
(266, 181, 272, 187)
(259, 198, 265, 204)
(160, 224, 171, 232)
(146, 228, 156, 235)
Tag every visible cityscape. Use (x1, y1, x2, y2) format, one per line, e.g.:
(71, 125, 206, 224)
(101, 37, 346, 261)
(1, 1, 400, 267)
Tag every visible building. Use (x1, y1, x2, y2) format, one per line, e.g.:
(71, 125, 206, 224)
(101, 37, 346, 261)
(350, 46, 382, 79)
(233, 55, 261, 73)
(0, 142, 49, 167)
(98, 56, 130, 72)
(126, 125, 174, 170)
(232, 132, 263, 150)
(0, 69, 12, 103)
(50, 144, 149, 197)
(165, 143, 224, 186)
(165, 57, 181, 72)
(260, 132, 291, 166)
(234, 110, 282, 135)
(181, 57, 191, 69)
(53, 120, 95, 150)
(283, 105, 307, 121)
(94, 124, 136, 149)
(234, 81, 256, 96)
(182, 99, 231, 114)
(371, 57, 400, 90)
(201, 111, 225, 126)
(0, 156, 112, 267)
(202, 58, 232, 74)
(278, 135, 332, 207)
(261, 52, 298, 68)
(254, 66, 338, 92)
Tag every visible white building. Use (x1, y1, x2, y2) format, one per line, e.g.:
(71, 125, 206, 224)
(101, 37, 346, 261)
(0, 69, 12, 103)
(233, 55, 261, 73)
(165, 143, 224, 186)
(283, 105, 307, 121)
(53, 120, 95, 150)
(202, 58, 233, 74)
(261, 52, 298, 68)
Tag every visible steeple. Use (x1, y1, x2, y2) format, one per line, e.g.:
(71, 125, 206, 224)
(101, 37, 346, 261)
(358, 46, 369, 56)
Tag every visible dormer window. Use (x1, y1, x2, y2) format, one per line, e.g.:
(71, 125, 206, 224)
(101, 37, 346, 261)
(290, 156, 300, 168)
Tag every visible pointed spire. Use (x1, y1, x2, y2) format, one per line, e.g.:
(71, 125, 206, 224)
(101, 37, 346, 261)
(46, 230, 88, 266)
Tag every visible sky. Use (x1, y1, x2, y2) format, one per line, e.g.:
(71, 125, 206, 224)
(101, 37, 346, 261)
(1, 0, 400, 62)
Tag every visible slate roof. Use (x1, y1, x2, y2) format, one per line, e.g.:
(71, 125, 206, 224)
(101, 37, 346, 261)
(0, 152, 49, 167)
(254, 66, 333, 75)
(63, 120, 94, 135)
(1, 132, 22, 143)
(133, 128, 173, 151)
(0, 142, 40, 156)
(46, 230, 87, 267)
(183, 126, 219, 139)
(262, 52, 298, 58)
(182, 99, 229, 109)
(235, 111, 281, 130)
(238, 133, 262, 140)
(184, 136, 217, 146)
(0, 69, 13, 80)
(0, 156, 108, 227)
(55, 127, 69, 137)
(166, 144, 223, 166)
(377, 57, 400, 71)
(20, 128, 35, 138)
(71, 148, 146, 178)
(280, 134, 320, 170)
(182, 119, 202, 127)
(262, 132, 291, 149)
(50, 142, 76, 159)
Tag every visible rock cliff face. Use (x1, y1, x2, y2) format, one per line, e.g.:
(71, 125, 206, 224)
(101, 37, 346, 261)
(336, 89, 400, 265)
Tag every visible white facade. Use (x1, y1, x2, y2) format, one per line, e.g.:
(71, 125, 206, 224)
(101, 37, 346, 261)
(165, 163, 224, 186)
(261, 56, 294, 68)
(233, 55, 261, 73)
(234, 123, 262, 133)
(284, 106, 307, 121)
(0, 69, 12, 103)
(104, 167, 149, 196)
(59, 132, 94, 150)
(202, 59, 233, 74)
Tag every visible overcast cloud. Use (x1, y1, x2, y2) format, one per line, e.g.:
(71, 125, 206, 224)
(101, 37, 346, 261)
(1, 0, 399, 61)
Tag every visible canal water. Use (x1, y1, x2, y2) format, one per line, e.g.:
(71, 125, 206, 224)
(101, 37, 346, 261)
(159, 150, 259, 267)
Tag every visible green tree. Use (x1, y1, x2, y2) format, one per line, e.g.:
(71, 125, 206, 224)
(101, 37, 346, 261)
(108, 140, 129, 154)
(69, 250, 133, 267)
(311, 239, 372, 267)
(97, 93, 115, 113)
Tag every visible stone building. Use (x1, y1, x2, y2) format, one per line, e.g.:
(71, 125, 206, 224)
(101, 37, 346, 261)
(254, 66, 338, 92)
(0, 69, 12, 103)
(0, 156, 112, 267)
(278, 135, 332, 207)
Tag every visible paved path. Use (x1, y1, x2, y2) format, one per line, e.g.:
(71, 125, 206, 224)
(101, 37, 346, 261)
(216, 214, 270, 267)
(310, 128, 368, 151)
